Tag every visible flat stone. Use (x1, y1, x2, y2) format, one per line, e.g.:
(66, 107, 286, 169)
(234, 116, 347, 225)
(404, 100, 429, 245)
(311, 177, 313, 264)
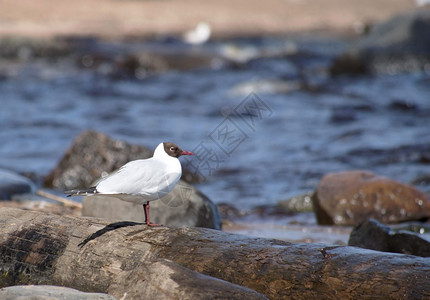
(0, 169, 35, 200)
(0, 285, 117, 300)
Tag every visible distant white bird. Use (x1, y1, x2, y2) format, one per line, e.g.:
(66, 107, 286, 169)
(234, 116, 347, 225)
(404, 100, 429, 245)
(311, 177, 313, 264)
(183, 22, 211, 45)
(65, 142, 194, 226)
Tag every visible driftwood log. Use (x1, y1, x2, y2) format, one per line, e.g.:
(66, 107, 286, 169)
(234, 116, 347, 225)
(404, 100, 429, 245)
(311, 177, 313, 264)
(1, 208, 430, 299)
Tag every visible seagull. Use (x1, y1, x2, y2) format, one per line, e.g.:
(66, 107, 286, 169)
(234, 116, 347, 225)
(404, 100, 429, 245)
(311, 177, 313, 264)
(65, 142, 194, 226)
(183, 22, 211, 45)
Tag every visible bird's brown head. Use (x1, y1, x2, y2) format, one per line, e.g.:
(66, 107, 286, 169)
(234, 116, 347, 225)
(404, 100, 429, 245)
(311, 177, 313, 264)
(163, 142, 194, 158)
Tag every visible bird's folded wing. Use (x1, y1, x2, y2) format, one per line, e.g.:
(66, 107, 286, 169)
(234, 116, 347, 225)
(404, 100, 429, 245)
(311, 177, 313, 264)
(95, 159, 180, 197)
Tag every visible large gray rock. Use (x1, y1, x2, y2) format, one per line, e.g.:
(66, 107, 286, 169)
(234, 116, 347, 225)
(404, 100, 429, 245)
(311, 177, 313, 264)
(331, 8, 430, 74)
(312, 170, 430, 226)
(349, 219, 430, 257)
(0, 169, 35, 200)
(44, 130, 153, 189)
(82, 180, 222, 229)
(0, 285, 117, 300)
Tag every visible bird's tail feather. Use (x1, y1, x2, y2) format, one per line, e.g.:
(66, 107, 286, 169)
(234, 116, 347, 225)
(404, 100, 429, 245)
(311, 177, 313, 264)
(64, 186, 97, 197)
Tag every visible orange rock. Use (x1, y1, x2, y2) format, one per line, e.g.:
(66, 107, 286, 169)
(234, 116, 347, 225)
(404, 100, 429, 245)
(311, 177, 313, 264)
(313, 170, 430, 225)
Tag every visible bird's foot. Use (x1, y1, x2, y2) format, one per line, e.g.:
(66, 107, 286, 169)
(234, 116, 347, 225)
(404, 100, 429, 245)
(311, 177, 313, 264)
(145, 222, 163, 227)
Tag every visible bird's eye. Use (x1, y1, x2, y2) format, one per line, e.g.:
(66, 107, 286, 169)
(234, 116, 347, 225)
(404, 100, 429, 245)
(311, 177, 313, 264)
(170, 146, 175, 151)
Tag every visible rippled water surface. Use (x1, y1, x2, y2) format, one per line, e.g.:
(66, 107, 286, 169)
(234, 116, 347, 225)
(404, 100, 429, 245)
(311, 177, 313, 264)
(1, 36, 430, 211)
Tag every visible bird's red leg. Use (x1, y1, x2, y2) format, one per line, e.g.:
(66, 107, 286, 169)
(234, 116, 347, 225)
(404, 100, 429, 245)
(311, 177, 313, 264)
(143, 201, 162, 227)
(143, 202, 149, 224)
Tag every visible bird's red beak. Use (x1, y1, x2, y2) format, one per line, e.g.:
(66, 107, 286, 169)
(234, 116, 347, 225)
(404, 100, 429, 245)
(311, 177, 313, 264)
(181, 151, 194, 156)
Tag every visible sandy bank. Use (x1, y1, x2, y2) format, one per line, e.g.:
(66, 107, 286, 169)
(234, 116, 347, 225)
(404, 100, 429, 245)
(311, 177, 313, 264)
(0, 0, 416, 39)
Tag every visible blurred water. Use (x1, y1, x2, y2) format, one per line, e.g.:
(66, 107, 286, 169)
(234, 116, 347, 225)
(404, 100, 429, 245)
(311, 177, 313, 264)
(1, 36, 430, 211)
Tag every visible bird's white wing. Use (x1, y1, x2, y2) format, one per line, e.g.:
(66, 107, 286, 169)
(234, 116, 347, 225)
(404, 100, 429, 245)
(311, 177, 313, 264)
(95, 158, 181, 200)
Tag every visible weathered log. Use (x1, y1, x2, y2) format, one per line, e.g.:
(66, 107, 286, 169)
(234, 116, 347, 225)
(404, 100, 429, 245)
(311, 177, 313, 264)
(0, 209, 264, 300)
(1, 208, 430, 299)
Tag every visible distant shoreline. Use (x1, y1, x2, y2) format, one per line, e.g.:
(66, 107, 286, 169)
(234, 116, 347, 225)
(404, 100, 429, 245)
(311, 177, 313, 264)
(0, 0, 415, 40)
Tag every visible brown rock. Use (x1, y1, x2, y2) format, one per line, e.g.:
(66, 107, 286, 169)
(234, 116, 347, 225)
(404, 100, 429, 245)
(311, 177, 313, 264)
(313, 170, 430, 225)
(44, 130, 152, 189)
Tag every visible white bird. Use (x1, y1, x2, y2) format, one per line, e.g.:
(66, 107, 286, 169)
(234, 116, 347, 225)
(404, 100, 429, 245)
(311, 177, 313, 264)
(65, 142, 194, 226)
(183, 22, 211, 45)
